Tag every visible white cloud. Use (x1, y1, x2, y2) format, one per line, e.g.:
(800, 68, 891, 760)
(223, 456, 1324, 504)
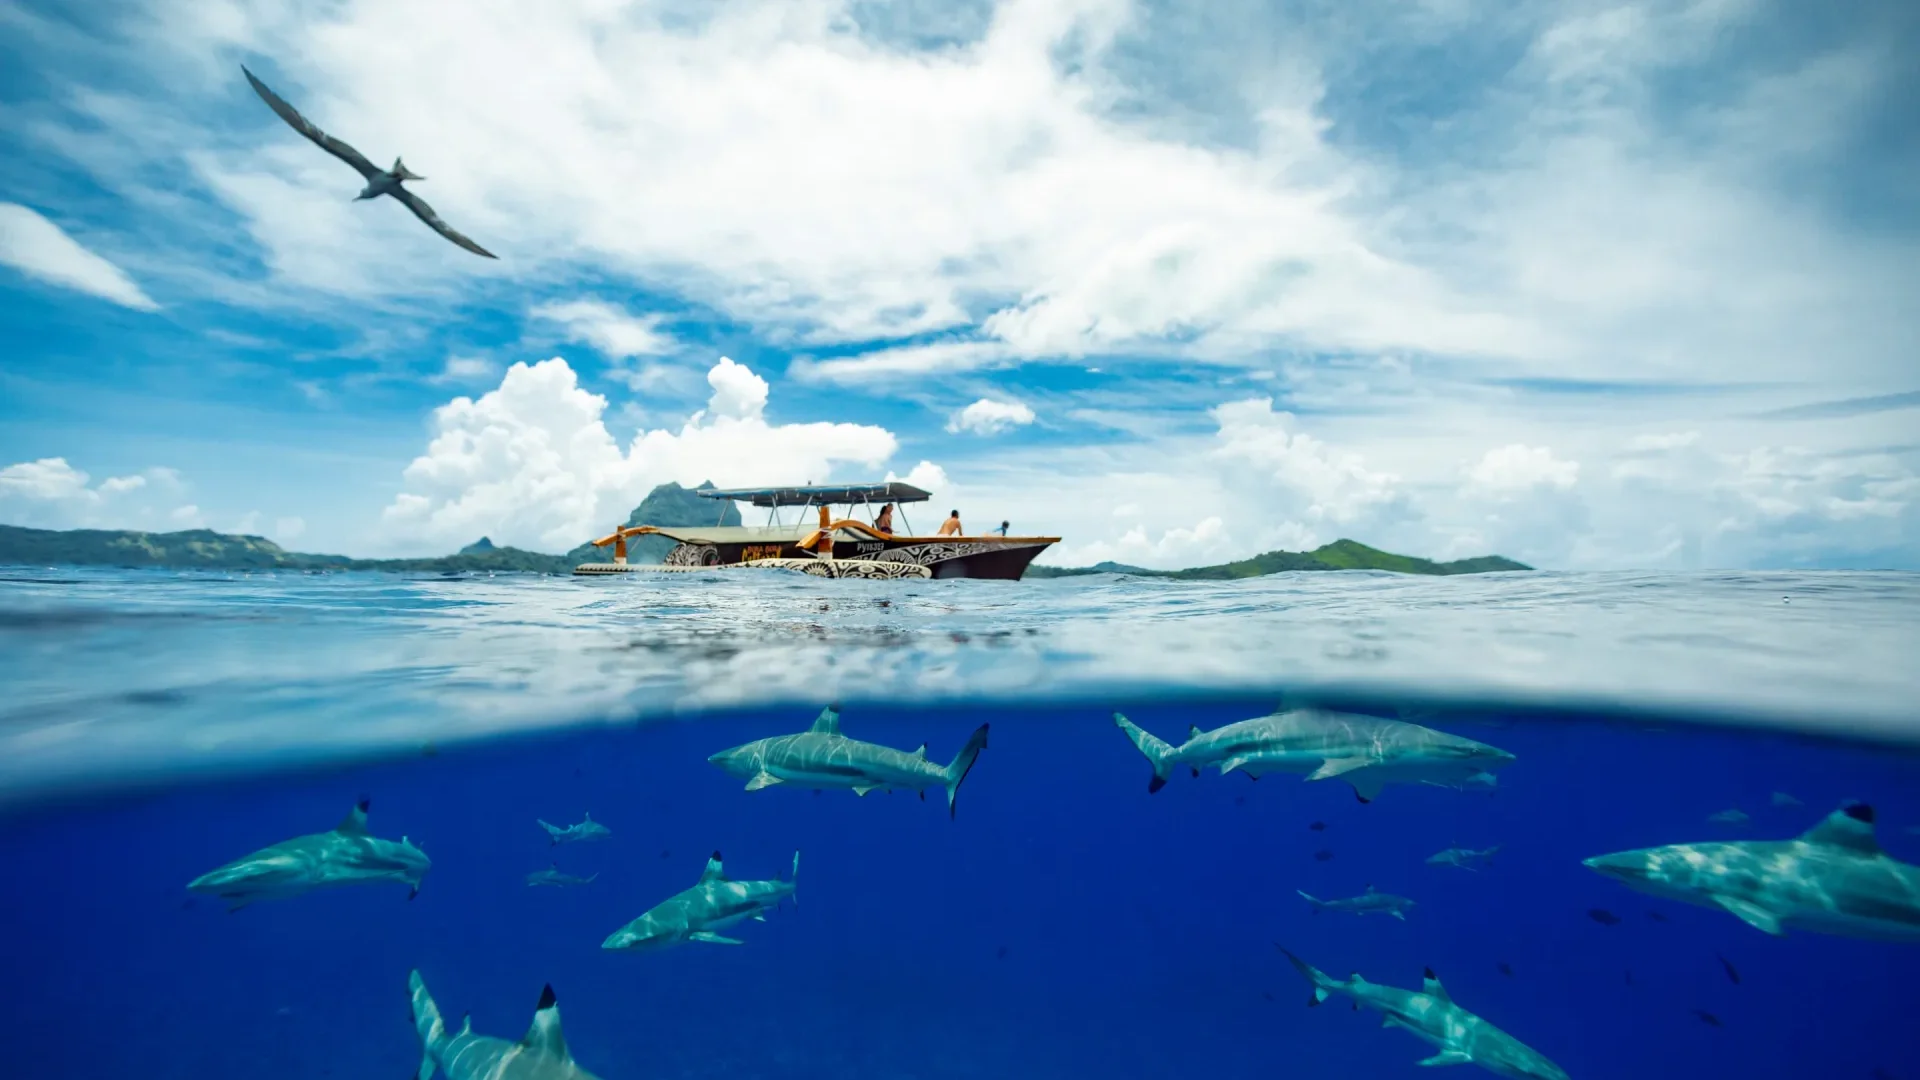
(0, 458, 190, 530)
(429, 355, 500, 385)
(886, 461, 951, 493)
(947, 398, 1037, 435)
(1210, 398, 1406, 527)
(169, 504, 203, 526)
(381, 355, 904, 552)
(1465, 445, 1580, 495)
(532, 300, 675, 359)
(32, 0, 1903, 393)
(1072, 515, 1230, 566)
(274, 516, 307, 541)
(0, 203, 158, 311)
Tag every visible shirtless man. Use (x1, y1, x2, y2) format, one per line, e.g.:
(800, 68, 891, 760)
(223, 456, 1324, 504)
(936, 510, 963, 536)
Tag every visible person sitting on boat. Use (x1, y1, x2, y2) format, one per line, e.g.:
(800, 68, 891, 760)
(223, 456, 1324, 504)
(992, 520, 1009, 536)
(874, 503, 895, 534)
(937, 510, 963, 536)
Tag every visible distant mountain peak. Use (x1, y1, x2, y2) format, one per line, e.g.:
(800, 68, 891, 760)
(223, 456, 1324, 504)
(459, 537, 497, 555)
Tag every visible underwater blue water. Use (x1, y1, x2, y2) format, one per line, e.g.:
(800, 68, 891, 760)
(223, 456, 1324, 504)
(3, 567, 1920, 1079)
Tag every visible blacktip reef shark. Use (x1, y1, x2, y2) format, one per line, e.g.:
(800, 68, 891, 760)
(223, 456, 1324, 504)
(1584, 802, 1920, 941)
(526, 864, 598, 888)
(1113, 708, 1515, 802)
(602, 849, 799, 952)
(538, 814, 611, 846)
(241, 65, 498, 258)
(1428, 845, 1502, 871)
(187, 800, 429, 911)
(1298, 884, 1417, 920)
(1277, 947, 1571, 1080)
(408, 971, 603, 1080)
(708, 706, 990, 819)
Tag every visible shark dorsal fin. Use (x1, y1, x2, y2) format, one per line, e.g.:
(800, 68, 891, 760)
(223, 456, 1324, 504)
(1422, 967, 1452, 1001)
(1363, 883, 1377, 894)
(1800, 803, 1881, 855)
(912, 744, 927, 758)
(810, 706, 841, 735)
(582, 812, 592, 821)
(520, 984, 570, 1059)
(335, 800, 370, 836)
(699, 850, 727, 882)
(1188, 724, 1203, 739)
(460, 1013, 472, 1036)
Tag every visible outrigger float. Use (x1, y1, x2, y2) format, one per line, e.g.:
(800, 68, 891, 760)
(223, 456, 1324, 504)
(574, 482, 1058, 580)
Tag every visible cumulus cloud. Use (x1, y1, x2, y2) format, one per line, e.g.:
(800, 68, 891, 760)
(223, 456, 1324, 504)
(532, 300, 675, 359)
(1071, 515, 1231, 566)
(1210, 398, 1407, 528)
(429, 355, 500, 385)
(381, 355, 907, 552)
(947, 398, 1037, 435)
(1465, 445, 1580, 495)
(0, 458, 195, 529)
(0, 203, 158, 311)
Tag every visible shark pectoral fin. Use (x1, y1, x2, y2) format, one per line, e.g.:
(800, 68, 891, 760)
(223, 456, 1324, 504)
(1381, 1015, 1401, 1029)
(1712, 895, 1785, 936)
(1390, 910, 1406, 920)
(852, 785, 878, 796)
(745, 771, 783, 792)
(1349, 775, 1385, 803)
(1307, 757, 1371, 781)
(689, 932, 744, 945)
(1418, 1051, 1472, 1067)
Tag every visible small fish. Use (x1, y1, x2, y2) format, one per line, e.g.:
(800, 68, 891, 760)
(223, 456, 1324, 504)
(1497, 961, 1514, 977)
(538, 813, 611, 846)
(1313, 849, 1335, 862)
(1692, 1009, 1722, 1028)
(1770, 791, 1802, 808)
(1646, 910, 1669, 923)
(1716, 954, 1740, 984)
(1588, 908, 1622, 925)
(1707, 808, 1750, 826)
(1308, 821, 1327, 832)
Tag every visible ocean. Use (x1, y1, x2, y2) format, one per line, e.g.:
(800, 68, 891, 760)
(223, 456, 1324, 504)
(2, 566, 1918, 1079)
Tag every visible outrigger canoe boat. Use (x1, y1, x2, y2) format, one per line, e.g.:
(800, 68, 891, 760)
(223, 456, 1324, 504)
(574, 482, 1059, 580)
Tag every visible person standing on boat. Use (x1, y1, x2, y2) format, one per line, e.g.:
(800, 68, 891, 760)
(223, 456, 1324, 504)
(937, 510, 963, 536)
(874, 503, 895, 534)
(992, 520, 1009, 536)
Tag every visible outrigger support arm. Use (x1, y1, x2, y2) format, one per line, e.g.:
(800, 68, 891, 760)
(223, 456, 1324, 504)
(590, 525, 662, 566)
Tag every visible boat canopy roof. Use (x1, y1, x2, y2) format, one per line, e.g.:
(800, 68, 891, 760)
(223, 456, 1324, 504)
(641, 524, 808, 544)
(698, 482, 932, 508)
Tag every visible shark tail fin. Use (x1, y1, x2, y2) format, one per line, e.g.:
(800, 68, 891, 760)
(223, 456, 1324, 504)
(407, 970, 444, 1080)
(944, 723, 990, 820)
(1113, 713, 1175, 793)
(1274, 945, 1336, 1006)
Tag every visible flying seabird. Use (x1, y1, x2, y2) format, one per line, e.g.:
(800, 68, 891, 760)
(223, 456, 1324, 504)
(241, 65, 497, 259)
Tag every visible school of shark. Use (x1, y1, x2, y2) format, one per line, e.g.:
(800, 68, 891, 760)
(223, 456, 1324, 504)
(180, 701, 1920, 1079)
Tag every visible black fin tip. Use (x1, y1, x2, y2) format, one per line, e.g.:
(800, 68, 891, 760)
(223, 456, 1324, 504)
(1845, 803, 1875, 824)
(537, 984, 557, 1009)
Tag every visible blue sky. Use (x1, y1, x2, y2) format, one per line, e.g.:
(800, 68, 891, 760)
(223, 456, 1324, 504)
(1, 0, 1916, 568)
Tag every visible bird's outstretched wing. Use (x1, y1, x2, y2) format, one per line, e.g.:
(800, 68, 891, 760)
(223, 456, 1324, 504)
(390, 186, 499, 259)
(242, 65, 380, 180)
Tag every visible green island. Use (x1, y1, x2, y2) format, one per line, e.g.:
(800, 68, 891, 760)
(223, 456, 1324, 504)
(0, 483, 1527, 578)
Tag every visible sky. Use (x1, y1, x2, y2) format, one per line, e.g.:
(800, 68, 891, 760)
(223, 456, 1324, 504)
(1, 0, 1916, 569)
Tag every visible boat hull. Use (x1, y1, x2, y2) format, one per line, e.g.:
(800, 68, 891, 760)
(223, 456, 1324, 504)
(658, 536, 1054, 580)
